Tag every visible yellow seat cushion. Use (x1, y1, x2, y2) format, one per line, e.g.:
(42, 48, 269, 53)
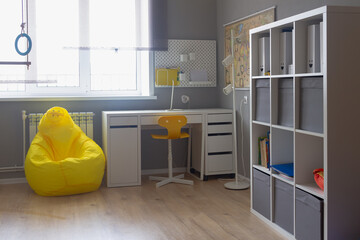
(151, 132, 189, 139)
(25, 107, 105, 196)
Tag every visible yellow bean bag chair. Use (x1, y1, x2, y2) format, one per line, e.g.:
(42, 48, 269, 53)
(25, 107, 105, 196)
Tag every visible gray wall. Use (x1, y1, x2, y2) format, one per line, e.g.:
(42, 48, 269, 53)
(4, 0, 360, 179)
(216, 0, 360, 178)
(0, 0, 218, 178)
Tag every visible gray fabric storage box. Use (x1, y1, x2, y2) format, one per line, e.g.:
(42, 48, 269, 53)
(300, 78, 323, 133)
(295, 188, 323, 240)
(274, 178, 294, 234)
(278, 79, 293, 127)
(255, 79, 270, 123)
(253, 169, 270, 219)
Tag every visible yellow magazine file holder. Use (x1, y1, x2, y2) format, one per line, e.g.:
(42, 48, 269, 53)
(155, 68, 180, 86)
(25, 107, 105, 196)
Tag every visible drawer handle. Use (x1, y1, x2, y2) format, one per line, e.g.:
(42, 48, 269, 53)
(110, 125, 138, 128)
(208, 122, 232, 125)
(208, 151, 232, 156)
(208, 133, 232, 136)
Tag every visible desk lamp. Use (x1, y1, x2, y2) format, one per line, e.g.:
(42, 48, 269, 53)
(222, 29, 249, 190)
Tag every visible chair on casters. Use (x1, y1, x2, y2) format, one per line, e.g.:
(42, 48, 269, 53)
(149, 115, 194, 188)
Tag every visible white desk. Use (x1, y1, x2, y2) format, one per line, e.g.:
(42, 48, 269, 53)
(102, 109, 234, 187)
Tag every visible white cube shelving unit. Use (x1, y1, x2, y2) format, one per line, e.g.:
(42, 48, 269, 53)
(250, 6, 360, 240)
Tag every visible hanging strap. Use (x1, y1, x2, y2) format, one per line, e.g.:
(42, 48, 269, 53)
(15, 0, 32, 57)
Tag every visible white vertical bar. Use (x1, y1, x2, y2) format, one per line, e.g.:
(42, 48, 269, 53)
(22, 111, 27, 164)
(29, 114, 37, 143)
(73, 112, 80, 126)
(79, 112, 86, 133)
(36, 113, 43, 135)
(86, 112, 94, 140)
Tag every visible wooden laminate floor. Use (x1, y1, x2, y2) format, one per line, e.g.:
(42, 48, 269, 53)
(0, 175, 286, 240)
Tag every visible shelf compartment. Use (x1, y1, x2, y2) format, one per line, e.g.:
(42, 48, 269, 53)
(251, 32, 270, 77)
(295, 132, 324, 187)
(295, 188, 323, 240)
(296, 183, 324, 199)
(294, 18, 323, 74)
(271, 25, 293, 76)
(273, 178, 294, 234)
(251, 124, 270, 167)
(295, 77, 324, 133)
(253, 168, 271, 220)
(254, 79, 270, 123)
(271, 128, 294, 166)
(272, 78, 294, 127)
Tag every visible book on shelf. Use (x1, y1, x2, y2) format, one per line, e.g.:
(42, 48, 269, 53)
(258, 131, 270, 168)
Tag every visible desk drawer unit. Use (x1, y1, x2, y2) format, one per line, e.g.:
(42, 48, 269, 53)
(107, 116, 140, 187)
(205, 113, 234, 176)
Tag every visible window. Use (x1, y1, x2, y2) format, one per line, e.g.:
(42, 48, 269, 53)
(0, 0, 152, 97)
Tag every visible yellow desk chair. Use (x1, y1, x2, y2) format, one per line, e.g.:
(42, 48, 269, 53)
(149, 116, 194, 188)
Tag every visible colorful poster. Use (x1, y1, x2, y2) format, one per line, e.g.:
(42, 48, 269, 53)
(224, 7, 275, 88)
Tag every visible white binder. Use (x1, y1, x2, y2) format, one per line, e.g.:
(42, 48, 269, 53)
(258, 37, 270, 76)
(307, 24, 320, 73)
(280, 31, 292, 74)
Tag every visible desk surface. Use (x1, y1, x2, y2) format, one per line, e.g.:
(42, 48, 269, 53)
(102, 108, 232, 116)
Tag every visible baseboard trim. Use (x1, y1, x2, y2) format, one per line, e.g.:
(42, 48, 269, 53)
(141, 167, 187, 175)
(0, 177, 27, 185)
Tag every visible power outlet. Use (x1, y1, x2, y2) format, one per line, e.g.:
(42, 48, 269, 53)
(244, 96, 248, 104)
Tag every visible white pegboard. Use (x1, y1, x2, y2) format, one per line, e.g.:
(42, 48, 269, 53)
(155, 40, 216, 87)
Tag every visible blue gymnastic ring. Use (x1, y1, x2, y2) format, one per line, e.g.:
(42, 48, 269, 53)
(15, 33, 32, 56)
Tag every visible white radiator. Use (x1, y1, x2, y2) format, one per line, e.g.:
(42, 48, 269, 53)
(0, 111, 95, 173)
(27, 112, 95, 142)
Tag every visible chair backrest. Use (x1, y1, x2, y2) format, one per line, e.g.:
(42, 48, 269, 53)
(158, 115, 187, 139)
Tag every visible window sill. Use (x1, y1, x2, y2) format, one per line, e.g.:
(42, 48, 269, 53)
(0, 95, 158, 102)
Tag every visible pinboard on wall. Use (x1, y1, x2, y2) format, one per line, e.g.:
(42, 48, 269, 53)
(224, 6, 275, 88)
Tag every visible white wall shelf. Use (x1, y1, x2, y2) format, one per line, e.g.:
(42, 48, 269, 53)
(295, 129, 324, 138)
(249, 6, 360, 240)
(272, 124, 294, 132)
(272, 173, 294, 185)
(253, 164, 271, 174)
(252, 76, 270, 79)
(252, 120, 271, 127)
(270, 74, 294, 79)
(294, 73, 323, 78)
(296, 183, 324, 199)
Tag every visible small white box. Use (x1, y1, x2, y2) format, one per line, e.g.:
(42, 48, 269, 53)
(258, 37, 270, 76)
(307, 24, 320, 73)
(179, 72, 186, 81)
(280, 31, 293, 74)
